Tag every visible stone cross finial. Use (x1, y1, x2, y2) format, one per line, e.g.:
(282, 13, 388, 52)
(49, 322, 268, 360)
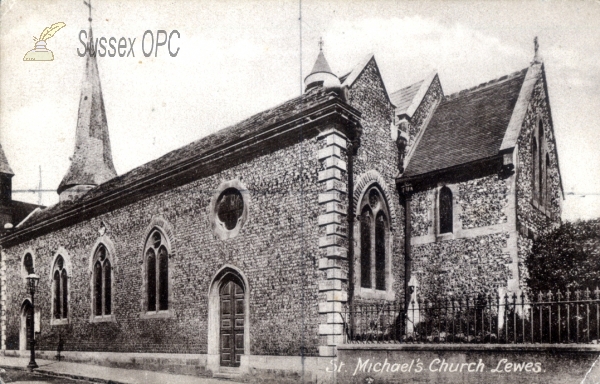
(84, 0, 93, 22)
(319, 37, 324, 52)
(532, 36, 542, 64)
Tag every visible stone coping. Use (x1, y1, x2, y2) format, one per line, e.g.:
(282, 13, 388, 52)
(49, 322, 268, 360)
(337, 343, 600, 352)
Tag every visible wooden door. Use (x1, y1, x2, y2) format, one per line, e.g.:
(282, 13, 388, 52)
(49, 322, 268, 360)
(220, 278, 244, 367)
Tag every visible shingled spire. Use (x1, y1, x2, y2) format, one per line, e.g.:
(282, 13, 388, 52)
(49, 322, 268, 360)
(58, 8, 117, 202)
(304, 38, 341, 93)
(0, 143, 14, 204)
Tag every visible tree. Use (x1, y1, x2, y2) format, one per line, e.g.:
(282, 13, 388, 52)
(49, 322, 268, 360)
(526, 219, 600, 294)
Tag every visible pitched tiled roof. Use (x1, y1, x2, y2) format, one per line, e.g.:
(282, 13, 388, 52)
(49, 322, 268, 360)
(390, 80, 424, 115)
(403, 68, 528, 177)
(18, 88, 336, 228)
(0, 143, 14, 175)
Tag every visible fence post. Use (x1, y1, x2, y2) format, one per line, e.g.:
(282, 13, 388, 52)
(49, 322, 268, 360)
(496, 288, 505, 342)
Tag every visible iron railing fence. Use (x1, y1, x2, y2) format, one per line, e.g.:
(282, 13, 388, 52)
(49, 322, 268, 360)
(342, 288, 600, 344)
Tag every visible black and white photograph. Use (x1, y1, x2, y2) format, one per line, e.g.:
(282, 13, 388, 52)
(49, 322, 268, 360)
(0, 0, 599, 383)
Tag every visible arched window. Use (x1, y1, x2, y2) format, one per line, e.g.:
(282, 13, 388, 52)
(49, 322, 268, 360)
(532, 135, 538, 201)
(23, 253, 34, 275)
(439, 186, 453, 234)
(538, 122, 544, 204)
(357, 185, 390, 292)
(545, 153, 551, 208)
(52, 255, 68, 320)
(145, 229, 169, 312)
(360, 208, 372, 289)
(375, 212, 387, 290)
(92, 245, 112, 317)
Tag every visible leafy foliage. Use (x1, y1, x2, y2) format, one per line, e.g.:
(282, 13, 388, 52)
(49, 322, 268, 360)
(526, 219, 600, 294)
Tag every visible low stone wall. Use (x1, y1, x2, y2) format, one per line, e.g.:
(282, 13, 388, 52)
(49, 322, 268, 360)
(335, 344, 600, 384)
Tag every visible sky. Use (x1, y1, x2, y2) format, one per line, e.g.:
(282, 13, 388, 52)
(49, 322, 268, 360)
(0, 0, 599, 222)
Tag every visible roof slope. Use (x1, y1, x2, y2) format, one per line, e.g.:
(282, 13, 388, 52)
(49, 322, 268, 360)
(0, 143, 14, 175)
(403, 68, 527, 177)
(390, 80, 424, 115)
(20, 88, 335, 228)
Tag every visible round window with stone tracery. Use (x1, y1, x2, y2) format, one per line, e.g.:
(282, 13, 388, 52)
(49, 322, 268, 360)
(216, 188, 244, 230)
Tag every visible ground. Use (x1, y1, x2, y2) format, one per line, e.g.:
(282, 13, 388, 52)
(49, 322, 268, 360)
(0, 368, 88, 384)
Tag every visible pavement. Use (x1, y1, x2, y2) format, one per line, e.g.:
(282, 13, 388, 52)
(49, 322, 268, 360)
(0, 355, 242, 384)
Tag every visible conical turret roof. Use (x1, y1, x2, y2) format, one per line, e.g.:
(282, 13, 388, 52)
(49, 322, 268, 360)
(308, 50, 333, 76)
(58, 27, 117, 195)
(0, 143, 14, 176)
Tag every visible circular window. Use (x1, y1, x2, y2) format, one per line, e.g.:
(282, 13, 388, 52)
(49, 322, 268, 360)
(216, 188, 244, 230)
(210, 179, 249, 240)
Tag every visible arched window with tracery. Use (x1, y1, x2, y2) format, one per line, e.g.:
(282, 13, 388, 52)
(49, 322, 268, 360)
(357, 185, 390, 292)
(92, 245, 112, 317)
(145, 229, 170, 312)
(439, 186, 453, 234)
(52, 255, 68, 320)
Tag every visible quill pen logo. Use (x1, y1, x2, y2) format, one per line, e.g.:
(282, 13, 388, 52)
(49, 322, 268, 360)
(23, 22, 66, 61)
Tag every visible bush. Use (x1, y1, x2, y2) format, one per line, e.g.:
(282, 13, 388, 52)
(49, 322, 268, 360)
(526, 219, 600, 294)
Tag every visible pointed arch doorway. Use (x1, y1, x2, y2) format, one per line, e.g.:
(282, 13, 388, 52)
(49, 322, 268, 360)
(19, 300, 33, 351)
(219, 275, 244, 367)
(207, 265, 250, 374)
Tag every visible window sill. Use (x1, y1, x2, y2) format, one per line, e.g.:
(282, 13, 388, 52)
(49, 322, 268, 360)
(140, 310, 174, 319)
(355, 287, 395, 301)
(436, 232, 454, 241)
(90, 314, 116, 323)
(530, 199, 553, 219)
(51, 318, 69, 326)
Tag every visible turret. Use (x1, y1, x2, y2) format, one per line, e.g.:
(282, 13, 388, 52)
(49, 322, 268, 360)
(304, 38, 341, 94)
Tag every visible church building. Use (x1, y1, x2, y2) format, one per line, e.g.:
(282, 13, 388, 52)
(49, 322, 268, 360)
(0, 20, 563, 381)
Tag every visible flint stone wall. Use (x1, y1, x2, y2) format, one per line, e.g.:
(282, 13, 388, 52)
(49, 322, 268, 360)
(3, 136, 323, 356)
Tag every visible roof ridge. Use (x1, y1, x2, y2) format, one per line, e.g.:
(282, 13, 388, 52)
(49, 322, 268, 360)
(444, 68, 528, 102)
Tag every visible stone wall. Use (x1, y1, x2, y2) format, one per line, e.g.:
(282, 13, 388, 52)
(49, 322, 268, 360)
(515, 76, 562, 289)
(411, 191, 432, 237)
(336, 344, 600, 384)
(412, 232, 512, 297)
(459, 175, 509, 229)
(409, 172, 514, 297)
(346, 59, 405, 301)
(406, 76, 443, 153)
(3, 135, 323, 356)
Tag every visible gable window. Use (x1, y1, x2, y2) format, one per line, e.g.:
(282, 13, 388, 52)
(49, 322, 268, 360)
(52, 255, 68, 321)
(545, 153, 550, 207)
(145, 229, 169, 312)
(532, 119, 551, 213)
(538, 121, 544, 204)
(532, 135, 538, 201)
(357, 185, 390, 294)
(439, 186, 453, 234)
(92, 245, 112, 318)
